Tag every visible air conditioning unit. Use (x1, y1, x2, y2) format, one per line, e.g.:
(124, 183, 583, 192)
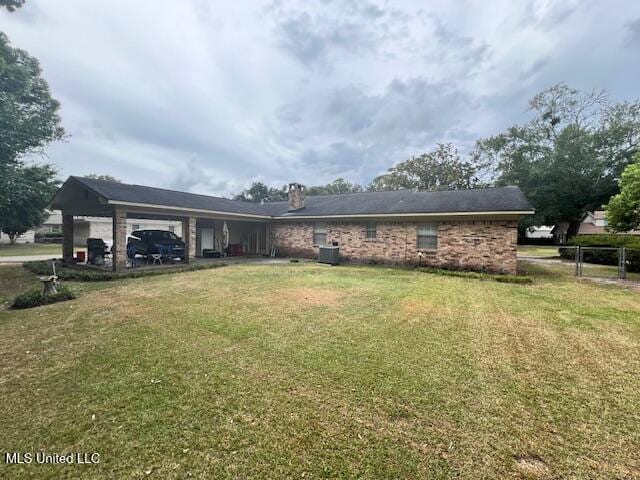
(318, 245, 340, 265)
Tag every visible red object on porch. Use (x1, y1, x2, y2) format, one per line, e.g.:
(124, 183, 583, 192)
(76, 251, 86, 263)
(228, 244, 244, 256)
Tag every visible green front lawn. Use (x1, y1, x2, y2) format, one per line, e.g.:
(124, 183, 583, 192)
(0, 262, 638, 478)
(0, 243, 61, 257)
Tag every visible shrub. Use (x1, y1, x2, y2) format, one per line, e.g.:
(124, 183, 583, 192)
(34, 232, 63, 244)
(12, 285, 76, 309)
(35, 232, 64, 239)
(567, 234, 640, 249)
(23, 260, 227, 282)
(559, 234, 640, 272)
(417, 266, 533, 284)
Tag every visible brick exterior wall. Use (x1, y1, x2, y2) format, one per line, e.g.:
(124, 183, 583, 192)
(271, 219, 518, 274)
(183, 216, 197, 262)
(112, 209, 127, 272)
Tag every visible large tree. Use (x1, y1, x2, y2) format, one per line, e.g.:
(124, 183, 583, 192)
(0, 32, 64, 164)
(233, 182, 287, 203)
(0, 0, 26, 12)
(307, 178, 363, 196)
(474, 84, 640, 236)
(368, 143, 484, 191)
(1, 164, 59, 243)
(605, 154, 640, 232)
(0, 26, 64, 234)
(85, 173, 121, 182)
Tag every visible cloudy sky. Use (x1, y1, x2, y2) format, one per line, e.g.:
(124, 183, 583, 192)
(2, 0, 640, 196)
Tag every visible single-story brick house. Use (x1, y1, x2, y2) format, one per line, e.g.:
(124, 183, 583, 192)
(50, 176, 533, 274)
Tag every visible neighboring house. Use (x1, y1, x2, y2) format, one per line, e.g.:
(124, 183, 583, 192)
(72, 216, 181, 247)
(37, 210, 181, 246)
(578, 210, 609, 235)
(36, 211, 63, 235)
(49, 177, 534, 274)
(0, 212, 59, 244)
(553, 211, 640, 243)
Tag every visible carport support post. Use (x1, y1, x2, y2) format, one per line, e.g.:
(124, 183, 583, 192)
(62, 213, 74, 263)
(183, 216, 196, 263)
(112, 208, 127, 272)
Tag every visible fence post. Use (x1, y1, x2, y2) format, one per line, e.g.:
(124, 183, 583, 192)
(620, 247, 627, 280)
(575, 245, 581, 276)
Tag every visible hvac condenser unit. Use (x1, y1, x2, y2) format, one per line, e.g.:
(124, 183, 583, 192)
(318, 245, 340, 265)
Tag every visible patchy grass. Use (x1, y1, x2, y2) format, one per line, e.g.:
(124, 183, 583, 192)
(0, 265, 41, 305)
(0, 243, 61, 257)
(417, 266, 533, 284)
(0, 262, 639, 479)
(517, 245, 559, 257)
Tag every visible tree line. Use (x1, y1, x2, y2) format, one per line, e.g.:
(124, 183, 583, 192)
(2, 0, 639, 243)
(235, 85, 640, 237)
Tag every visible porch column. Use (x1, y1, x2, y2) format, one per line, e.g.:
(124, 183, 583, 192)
(183, 216, 196, 262)
(265, 223, 272, 255)
(112, 208, 127, 272)
(62, 213, 74, 263)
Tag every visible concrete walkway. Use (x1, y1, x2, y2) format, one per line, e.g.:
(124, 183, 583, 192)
(0, 254, 61, 264)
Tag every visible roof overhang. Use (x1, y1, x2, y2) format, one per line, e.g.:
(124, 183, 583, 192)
(49, 176, 535, 221)
(271, 210, 535, 221)
(107, 200, 272, 220)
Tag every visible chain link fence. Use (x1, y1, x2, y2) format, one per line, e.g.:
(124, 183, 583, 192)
(564, 246, 640, 280)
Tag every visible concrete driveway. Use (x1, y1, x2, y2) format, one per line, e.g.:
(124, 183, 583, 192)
(0, 254, 61, 264)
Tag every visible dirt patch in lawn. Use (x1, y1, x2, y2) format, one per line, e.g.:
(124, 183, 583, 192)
(400, 298, 436, 318)
(273, 287, 344, 308)
(515, 454, 551, 476)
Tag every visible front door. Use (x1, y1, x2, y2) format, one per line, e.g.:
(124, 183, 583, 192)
(200, 228, 214, 255)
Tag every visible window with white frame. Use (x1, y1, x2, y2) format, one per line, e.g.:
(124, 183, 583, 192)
(417, 222, 438, 249)
(313, 222, 327, 245)
(366, 222, 377, 239)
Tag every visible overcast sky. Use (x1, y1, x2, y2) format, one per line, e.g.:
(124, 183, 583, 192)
(2, 0, 640, 196)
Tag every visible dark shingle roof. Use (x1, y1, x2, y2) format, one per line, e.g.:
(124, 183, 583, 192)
(71, 176, 269, 216)
(262, 186, 532, 217)
(68, 177, 532, 218)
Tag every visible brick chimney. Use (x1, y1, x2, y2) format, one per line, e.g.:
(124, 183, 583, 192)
(288, 182, 305, 211)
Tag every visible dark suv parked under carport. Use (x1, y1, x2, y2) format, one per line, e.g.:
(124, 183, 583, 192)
(127, 230, 186, 260)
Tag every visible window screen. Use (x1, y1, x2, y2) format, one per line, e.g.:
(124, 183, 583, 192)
(417, 222, 438, 249)
(313, 222, 327, 245)
(366, 222, 377, 239)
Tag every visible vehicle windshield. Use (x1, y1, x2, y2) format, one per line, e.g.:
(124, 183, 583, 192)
(132, 230, 179, 241)
(156, 231, 178, 240)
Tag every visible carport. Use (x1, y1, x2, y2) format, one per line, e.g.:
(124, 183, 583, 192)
(49, 176, 271, 272)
